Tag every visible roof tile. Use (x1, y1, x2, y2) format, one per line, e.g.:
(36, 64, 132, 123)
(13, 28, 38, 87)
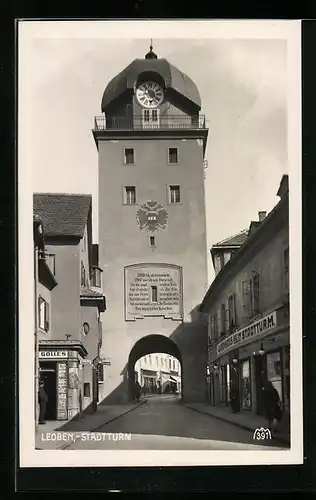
(213, 229, 249, 248)
(33, 193, 92, 238)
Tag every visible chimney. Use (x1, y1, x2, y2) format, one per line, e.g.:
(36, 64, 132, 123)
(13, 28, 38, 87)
(258, 211, 267, 222)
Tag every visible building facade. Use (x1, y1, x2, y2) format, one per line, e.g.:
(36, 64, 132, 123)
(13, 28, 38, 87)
(34, 215, 58, 427)
(135, 353, 181, 394)
(200, 175, 290, 425)
(33, 193, 106, 421)
(93, 45, 209, 403)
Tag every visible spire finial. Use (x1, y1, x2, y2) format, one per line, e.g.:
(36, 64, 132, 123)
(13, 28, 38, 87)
(145, 39, 157, 59)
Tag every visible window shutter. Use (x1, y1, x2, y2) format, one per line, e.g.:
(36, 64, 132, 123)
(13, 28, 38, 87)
(252, 271, 260, 314)
(225, 307, 230, 332)
(232, 292, 237, 327)
(242, 280, 251, 317)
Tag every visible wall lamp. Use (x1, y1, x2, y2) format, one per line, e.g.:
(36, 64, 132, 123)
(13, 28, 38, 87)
(232, 358, 238, 364)
(258, 343, 265, 356)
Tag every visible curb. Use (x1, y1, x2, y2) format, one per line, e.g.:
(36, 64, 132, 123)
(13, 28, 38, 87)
(36, 399, 148, 451)
(91, 398, 148, 432)
(186, 405, 290, 447)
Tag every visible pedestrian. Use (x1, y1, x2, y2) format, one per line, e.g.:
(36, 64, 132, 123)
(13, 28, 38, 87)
(38, 380, 48, 424)
(230, 384, 240, 413)
(134, 380, 141, 403)
(262, 380, 282, 434)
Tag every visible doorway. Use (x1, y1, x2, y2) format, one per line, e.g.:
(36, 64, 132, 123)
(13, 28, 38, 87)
(40, 361, 57, 420)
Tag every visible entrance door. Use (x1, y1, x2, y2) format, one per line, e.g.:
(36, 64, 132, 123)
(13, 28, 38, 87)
(254, 354, 267, 416)
(40, 362, 57, 420)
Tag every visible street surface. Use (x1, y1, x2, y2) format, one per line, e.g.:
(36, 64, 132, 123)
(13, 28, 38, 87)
(63, 395, 286, 450)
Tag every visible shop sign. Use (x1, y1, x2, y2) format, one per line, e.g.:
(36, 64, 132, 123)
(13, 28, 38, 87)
(57, 362, 68, 420)
(216, 311, 277, 357)
(39, 350, 68, 359)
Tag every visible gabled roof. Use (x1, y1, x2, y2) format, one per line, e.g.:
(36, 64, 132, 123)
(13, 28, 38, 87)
(33, 193, 92, 238)
(212, 229, 249, 249)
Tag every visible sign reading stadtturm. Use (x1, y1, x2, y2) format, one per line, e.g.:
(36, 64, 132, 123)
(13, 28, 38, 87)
(124, 263, 183, 321)
(216, 311, 278, 356)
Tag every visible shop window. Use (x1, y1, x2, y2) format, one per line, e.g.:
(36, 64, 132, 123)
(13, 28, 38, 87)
(241, 359, 252, 409)
(84, 383, 91, 398)
(266, 351, 283, 402)
(283, 346, 290, 412)
(226, 364, 231, 404)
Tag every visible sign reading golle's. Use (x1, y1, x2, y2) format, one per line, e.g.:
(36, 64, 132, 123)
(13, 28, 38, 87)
(136, 200, 169, 231)
(125, 263, 183, 320)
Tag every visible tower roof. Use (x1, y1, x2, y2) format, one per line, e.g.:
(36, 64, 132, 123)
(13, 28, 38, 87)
(101, 52, 201, 112)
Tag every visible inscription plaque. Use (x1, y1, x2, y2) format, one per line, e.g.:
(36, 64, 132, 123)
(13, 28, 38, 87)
(125, 264, 183, 321)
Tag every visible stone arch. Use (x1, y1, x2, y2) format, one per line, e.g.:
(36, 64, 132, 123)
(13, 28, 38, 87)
(127, 334, 183, 401)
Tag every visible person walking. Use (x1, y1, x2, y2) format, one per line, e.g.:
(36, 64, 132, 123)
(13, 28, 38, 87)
(134, 380, 141, 403)
(38, 380, 48, 424)
(262, 380, 282, 435)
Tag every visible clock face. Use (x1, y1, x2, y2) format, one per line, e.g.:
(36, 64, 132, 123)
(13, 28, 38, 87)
(136, 81, 164, 108)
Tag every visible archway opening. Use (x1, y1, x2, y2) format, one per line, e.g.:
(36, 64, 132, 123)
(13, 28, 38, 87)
(127, 334, 183, 402)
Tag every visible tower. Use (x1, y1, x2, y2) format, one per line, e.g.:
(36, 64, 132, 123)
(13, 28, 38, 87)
(93, 45, 209, 403)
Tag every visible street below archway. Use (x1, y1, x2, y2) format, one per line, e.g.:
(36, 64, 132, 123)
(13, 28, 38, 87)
(63, 394, 286, 450)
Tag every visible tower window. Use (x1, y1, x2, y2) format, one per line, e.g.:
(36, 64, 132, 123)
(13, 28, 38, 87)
(168, 148, 178, 164)
(124, 148, 134, 164)
(169, 185, 181, 204)
(151, 286, 158, 303)
(124, 186, 136, 205)
(142, 109, 160, 128)
(149, 236, 155, 247)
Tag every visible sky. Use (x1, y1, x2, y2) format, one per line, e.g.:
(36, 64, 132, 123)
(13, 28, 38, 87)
(21, 22, 293, 283)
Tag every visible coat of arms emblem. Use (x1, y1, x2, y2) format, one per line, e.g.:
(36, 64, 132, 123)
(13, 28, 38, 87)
(136, 200, 169, 232)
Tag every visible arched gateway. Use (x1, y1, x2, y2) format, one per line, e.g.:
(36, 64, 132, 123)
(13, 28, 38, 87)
(94, 45, 209, 405)
(128, 334, 183, 400)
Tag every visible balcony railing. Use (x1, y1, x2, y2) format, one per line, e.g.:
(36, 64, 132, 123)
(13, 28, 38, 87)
(93, 114, 206, 131)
